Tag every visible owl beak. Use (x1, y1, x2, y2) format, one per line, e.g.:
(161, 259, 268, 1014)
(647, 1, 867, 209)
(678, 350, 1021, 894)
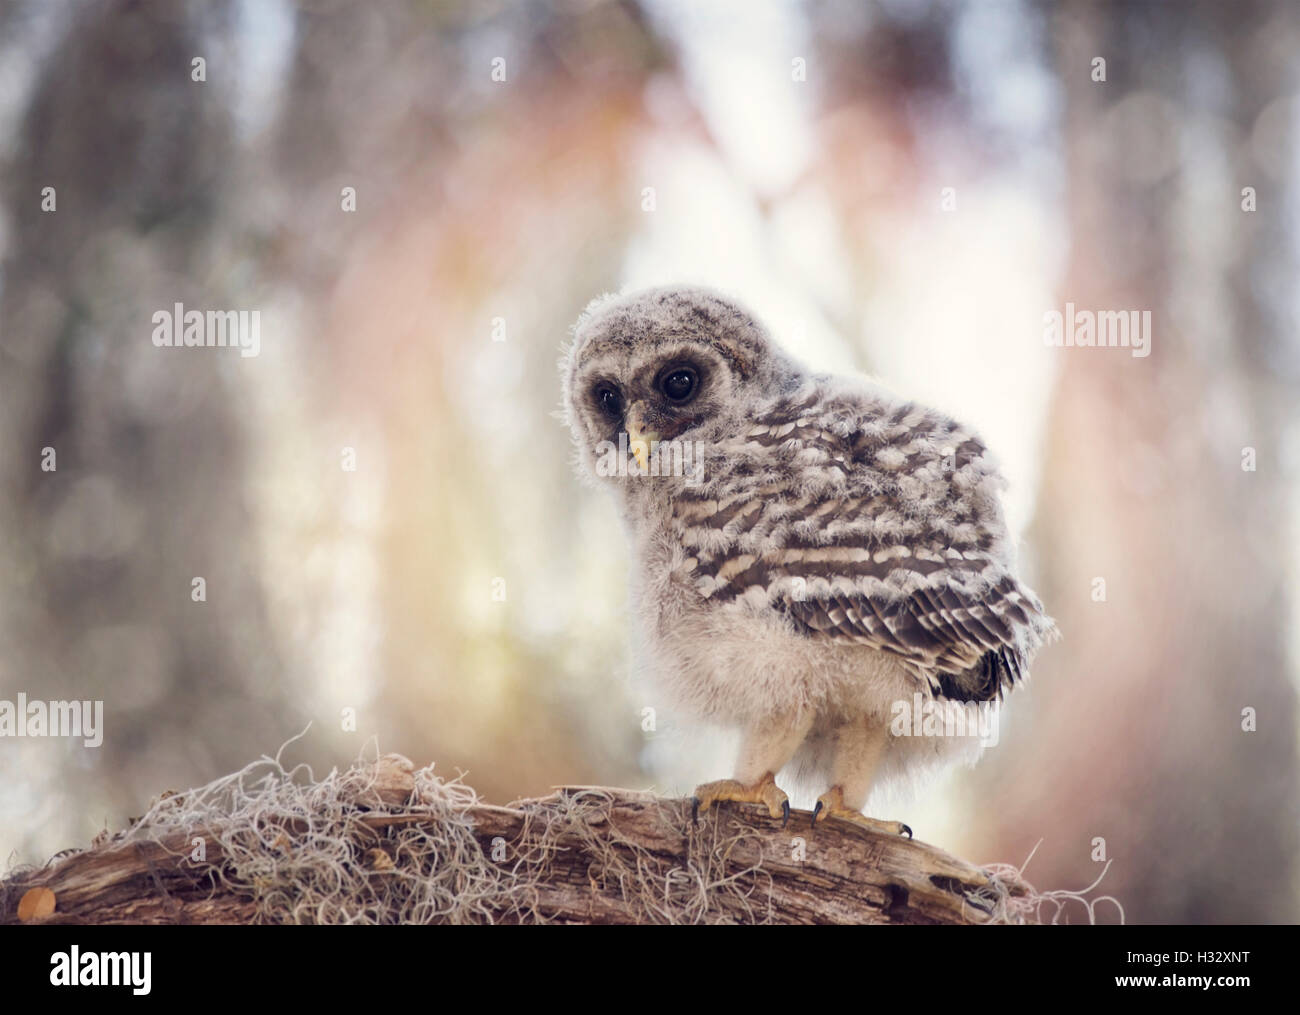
(625, 401, 661, 472)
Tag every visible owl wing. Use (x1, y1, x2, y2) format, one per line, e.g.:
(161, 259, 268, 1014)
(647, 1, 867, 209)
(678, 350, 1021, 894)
(673, 392, 1054, 702)
(781, 574, 1047, 701)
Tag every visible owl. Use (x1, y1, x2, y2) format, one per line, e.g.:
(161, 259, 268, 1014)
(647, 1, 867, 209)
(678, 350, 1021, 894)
(560, 285, 1055, 837)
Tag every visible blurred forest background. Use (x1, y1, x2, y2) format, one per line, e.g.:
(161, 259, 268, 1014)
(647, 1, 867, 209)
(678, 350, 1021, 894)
(1, 0, 1297, 924)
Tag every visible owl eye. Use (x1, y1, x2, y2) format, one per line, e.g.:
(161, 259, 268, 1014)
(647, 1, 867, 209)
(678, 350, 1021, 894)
(594, 383, 623, 419)
(659, 366, 698, 403)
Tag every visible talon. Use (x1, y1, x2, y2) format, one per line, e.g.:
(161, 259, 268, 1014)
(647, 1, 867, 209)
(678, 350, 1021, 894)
(691, 774, 789, 825)
(814, 786, 911, 837)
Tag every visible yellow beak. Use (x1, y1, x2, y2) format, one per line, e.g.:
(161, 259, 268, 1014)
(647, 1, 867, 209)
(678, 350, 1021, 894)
(625, 401, 661, 472)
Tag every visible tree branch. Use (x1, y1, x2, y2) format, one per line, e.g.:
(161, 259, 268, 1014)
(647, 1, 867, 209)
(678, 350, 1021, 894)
(2, 754, 1029, 925)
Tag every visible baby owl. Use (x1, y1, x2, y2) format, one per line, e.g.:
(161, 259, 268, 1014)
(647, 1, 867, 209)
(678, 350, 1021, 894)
(561, 285, 1055, 837)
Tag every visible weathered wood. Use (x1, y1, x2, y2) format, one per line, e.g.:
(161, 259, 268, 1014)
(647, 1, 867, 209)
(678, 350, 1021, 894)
(1, 755, 1028, 924)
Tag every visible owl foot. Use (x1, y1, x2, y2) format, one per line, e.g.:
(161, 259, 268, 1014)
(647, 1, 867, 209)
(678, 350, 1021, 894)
(691, 773, 790, 827)
(812, 786, 912, 838)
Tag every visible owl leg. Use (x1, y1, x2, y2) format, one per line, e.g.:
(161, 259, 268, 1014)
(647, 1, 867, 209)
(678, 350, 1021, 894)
(812, 721, 913, 838)
(691, 710, 814, 828)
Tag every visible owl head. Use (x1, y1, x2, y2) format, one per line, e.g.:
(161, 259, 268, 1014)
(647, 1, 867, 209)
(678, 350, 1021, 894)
(560, 286, 802, 484)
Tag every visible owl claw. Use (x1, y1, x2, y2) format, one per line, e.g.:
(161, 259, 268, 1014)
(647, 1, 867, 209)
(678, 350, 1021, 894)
(813, 787, 913, 838)
(690, 774, 789, 825)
